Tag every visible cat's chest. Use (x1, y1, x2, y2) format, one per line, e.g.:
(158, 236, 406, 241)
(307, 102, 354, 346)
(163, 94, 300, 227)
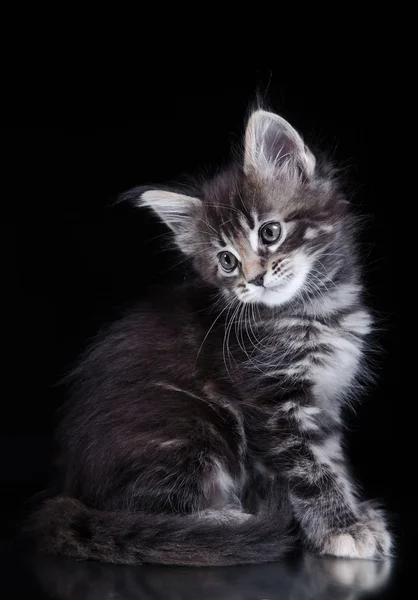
(245, 311, 370, 401)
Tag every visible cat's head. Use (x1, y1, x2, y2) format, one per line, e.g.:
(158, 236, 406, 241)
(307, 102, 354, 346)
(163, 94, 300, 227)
(136, 109, 355, 308)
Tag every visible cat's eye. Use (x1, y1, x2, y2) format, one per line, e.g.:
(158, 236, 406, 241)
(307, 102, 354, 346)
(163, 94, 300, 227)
(260, 222, 282, 245)
(218, 251, 238, 272)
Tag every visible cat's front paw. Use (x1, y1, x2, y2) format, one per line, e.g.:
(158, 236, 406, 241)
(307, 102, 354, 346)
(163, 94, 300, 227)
(318, 505, 392, 559)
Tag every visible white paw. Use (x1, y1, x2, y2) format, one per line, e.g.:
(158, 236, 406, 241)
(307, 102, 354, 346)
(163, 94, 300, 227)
(321, 530, 378, 559)
(319, 507, 392, 559)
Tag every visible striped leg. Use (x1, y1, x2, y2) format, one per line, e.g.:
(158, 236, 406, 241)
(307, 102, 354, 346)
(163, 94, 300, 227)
(269, 403, 392, 559)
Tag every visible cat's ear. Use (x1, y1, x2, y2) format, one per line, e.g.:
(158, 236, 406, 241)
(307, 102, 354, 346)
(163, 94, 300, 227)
(138, 190, 201, 235)
(244, 110, 316, 180)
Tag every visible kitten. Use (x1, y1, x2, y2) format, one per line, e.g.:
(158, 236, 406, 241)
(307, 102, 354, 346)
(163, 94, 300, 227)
(28, 108, 392, 566)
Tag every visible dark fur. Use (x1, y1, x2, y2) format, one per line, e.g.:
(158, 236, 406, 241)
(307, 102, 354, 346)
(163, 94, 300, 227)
(27, 284, 294, 565)
(27, 109, 391, 566)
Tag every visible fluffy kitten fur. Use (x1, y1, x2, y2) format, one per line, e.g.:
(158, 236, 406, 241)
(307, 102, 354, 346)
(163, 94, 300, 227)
(29, 109, 392, 566)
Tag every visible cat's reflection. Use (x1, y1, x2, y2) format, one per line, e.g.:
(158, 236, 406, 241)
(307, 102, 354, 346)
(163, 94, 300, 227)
(29, 552, 392, 600)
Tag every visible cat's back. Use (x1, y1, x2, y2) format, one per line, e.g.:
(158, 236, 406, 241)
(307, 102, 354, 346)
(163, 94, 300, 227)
(71, 281, 216, 387)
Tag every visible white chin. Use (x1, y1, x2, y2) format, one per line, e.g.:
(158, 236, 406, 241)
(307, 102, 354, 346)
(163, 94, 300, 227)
(240, 284, 298, 307)
(260, 275, 305, 307)
(260, 286, 296, 307)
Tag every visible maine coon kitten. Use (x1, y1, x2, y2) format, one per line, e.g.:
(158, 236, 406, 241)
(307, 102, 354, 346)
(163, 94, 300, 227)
(29, 109, 392, 566)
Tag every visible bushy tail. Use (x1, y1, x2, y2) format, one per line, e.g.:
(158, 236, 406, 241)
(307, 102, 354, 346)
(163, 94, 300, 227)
(26, 494, 294, 567)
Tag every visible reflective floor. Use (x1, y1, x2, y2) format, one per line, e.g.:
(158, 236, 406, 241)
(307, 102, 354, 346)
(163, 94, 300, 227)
(2, 539, 410, 600)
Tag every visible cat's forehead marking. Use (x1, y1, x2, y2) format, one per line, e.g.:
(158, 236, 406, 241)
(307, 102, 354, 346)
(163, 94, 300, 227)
(220, 231, 233, 249)
(249, 212, 260, 253)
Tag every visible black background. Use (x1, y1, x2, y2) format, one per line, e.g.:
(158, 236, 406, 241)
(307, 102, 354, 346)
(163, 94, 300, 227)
(3, 68, 412, 596)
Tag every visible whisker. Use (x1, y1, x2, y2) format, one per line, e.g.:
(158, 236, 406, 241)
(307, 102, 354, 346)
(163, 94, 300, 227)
(194, 297, 236, 367)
